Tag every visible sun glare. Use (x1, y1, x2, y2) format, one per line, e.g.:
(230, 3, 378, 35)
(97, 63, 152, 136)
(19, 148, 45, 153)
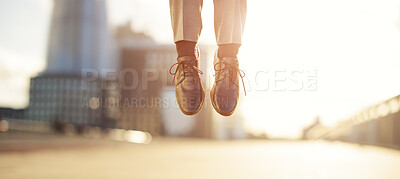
(235, 0, 400, 138)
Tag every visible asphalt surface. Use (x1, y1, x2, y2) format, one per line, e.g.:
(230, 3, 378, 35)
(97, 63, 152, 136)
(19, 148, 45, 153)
(1, 131, 400, 179)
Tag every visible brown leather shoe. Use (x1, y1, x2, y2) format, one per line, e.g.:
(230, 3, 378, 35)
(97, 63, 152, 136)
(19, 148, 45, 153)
(211, 52, 246, 116)
(169, 51, 205, 115)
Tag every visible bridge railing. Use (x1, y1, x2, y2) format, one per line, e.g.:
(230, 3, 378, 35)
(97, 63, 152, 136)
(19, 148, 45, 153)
(309, 95, 400, 148)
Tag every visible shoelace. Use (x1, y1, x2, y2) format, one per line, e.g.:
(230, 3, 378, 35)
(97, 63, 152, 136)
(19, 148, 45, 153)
(169, 58, 203, 85)
(214, 60, 246, 96)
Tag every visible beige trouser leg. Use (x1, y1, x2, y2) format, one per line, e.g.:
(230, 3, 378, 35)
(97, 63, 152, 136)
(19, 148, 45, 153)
(170, 0, 247, 45)
(169, 0, 203, 42)
(213, 0, 247, 45)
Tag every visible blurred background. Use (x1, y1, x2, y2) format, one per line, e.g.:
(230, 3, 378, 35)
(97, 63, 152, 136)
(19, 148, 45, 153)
(1, 0, 400, 178)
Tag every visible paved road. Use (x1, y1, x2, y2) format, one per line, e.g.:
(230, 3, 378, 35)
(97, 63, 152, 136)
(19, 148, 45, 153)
(1, 131, 400, 179)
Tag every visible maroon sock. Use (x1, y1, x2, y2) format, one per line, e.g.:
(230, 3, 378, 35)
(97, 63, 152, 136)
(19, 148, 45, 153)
(175, 40, 197, 58)
(218, 44, 241, 58)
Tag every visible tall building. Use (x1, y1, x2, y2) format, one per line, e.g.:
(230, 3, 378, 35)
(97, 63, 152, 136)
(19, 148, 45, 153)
(27, 0, 115, 127)
(46, 0, 113, 74)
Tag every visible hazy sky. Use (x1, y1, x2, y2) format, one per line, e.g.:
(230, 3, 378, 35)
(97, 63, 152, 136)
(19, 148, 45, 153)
(1, 0, 400, 137)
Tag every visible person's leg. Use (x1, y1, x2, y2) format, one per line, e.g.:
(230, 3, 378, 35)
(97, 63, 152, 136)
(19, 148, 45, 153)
(170, 0, 203, 57)
(218, 43, 241, 58)
(214, 0, 246, 58)
(169, 0, 205, 115)
(175, 41, 197, 58)
(211, 0, 247, 116)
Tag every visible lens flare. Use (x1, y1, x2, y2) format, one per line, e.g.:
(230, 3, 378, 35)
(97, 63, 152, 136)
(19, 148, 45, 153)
(124, 130, 152, 144)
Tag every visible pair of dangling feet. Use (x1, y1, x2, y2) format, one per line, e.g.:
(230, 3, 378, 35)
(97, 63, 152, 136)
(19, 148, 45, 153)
(169, 46, 246, 116)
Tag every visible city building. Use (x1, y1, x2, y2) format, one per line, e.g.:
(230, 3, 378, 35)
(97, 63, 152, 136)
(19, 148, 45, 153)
(0, 107, 24, 120)
(27, 0, 115, 128)
(27, 74, 102, 125)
